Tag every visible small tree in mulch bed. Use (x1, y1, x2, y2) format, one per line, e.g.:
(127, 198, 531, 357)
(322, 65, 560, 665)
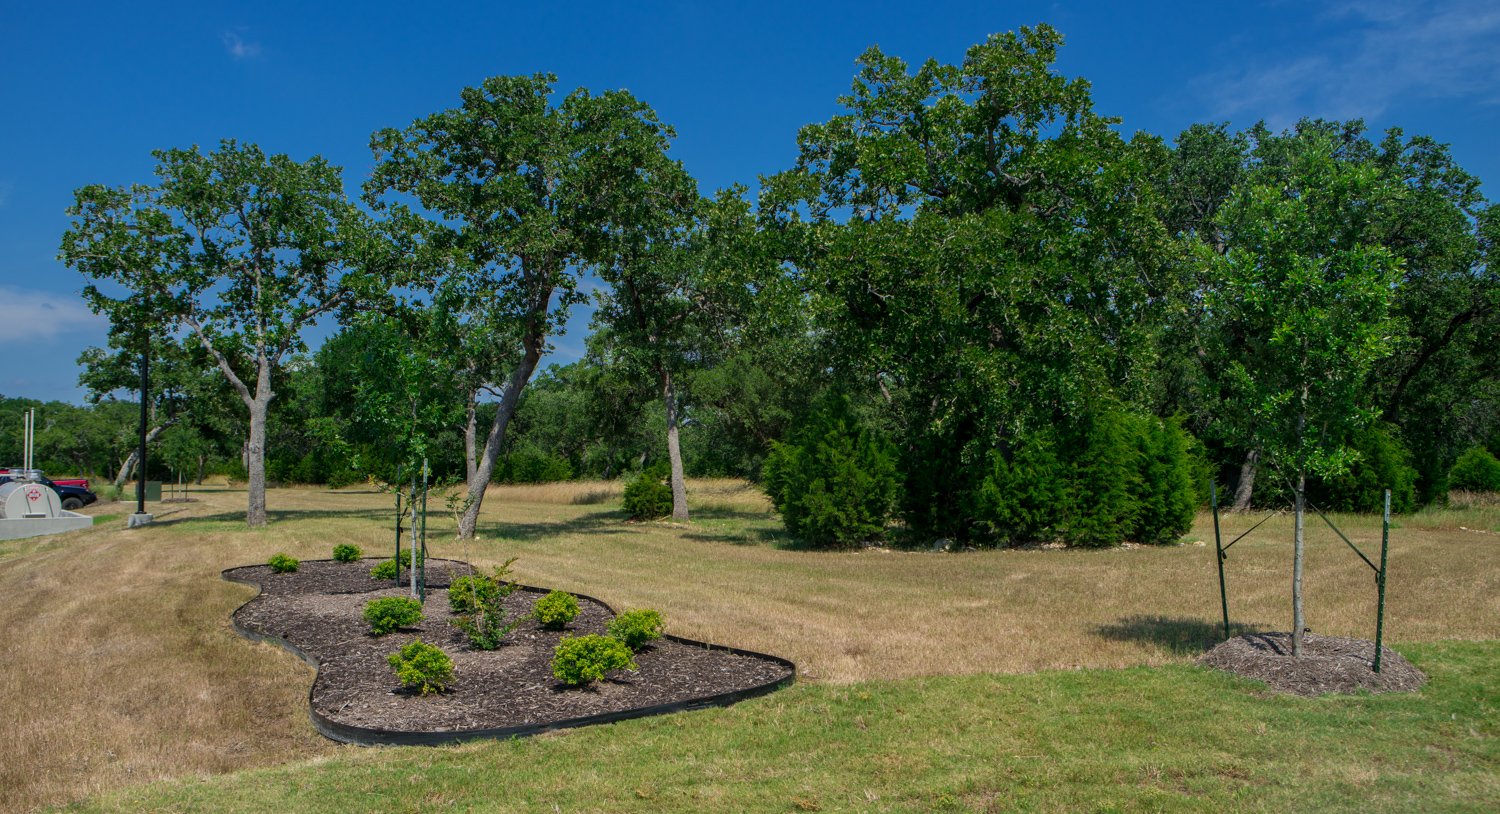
(449, 561, 523, 651)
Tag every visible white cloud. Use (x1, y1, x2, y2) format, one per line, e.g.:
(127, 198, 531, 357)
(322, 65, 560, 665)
(1200, 0, 1500, 125)
(0, 287, 108, 341)
(222, 31, 262, 61)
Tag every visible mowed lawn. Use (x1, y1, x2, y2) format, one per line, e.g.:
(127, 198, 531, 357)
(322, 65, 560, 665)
(0, 480, 1495, 812)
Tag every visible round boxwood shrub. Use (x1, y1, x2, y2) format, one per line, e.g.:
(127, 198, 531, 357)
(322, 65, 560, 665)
(388, 639, 453, 695)
(332, 543, 362, 563)
(369, 559, 398, 580)
(533, 590, 580, 630)
(448, 574, 500, 615)
(622, 469, 673, 520)
(268, 553, 299, 573)
(364, 596, 424, 635)
(1449, 446, 1500, 493)
(551, 634, 636, 687)
(606, 608, 664, 652)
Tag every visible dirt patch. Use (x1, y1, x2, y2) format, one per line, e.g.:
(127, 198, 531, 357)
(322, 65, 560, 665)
(223, 559, 794, 740)
(1198, 632, 1426, 697)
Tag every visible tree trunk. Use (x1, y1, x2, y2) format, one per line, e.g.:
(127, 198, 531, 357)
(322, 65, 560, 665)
(457, 340, 544, 540)
(246, 395, 269, 527)
(1231, 448, 1258, 511)
(1292, 469, 1306, 657)
(660, 366, 689, 522)
(464, 389, 479, 488)
(112, 421, 174, 488)
(196, 454, 206, 485)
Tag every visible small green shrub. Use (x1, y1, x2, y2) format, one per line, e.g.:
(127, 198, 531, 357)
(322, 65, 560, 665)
(364, 596, 424, 635)
(452, 601, 524, 650)
(622, 469, 673, 520)
(332, 543, 362, 563)
(551, 634, 636, 687)
(369, 559, 398, 580)
(268, 553, 299, 573)
(533, 590, 580, 630)
(387, 640, 453, 695)
(606, 608, 664, 652)
(449, 575, 500, 614)
(1449, 446, 1500, 493)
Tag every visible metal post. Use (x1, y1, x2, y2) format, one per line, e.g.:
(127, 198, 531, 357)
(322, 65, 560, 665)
(1212, 482, 1230, 641)
(137, 336, 149, 516)
(1375, 489, 1391, 673)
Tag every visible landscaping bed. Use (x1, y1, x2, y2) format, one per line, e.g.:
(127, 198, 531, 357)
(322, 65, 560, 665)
(223, 559, 794, 744)
(1198, 631, 1426, 696)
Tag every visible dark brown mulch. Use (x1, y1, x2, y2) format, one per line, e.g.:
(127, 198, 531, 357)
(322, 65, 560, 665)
(224, 559, 793, 735)
(1197, 632, 1426, 697)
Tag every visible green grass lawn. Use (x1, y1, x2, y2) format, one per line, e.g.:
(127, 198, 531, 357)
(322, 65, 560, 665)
(64, 640, 1498, 814)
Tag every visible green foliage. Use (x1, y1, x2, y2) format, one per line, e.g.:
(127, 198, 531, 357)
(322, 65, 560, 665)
(1449, 446, 1500, 493)
(448, 575, 500, 615)
(332, 543, 362, 563)
(364, 596, 424, 635)
(622, 469, 673, 520)
(551, 634, 637, 687)
(387, 640, 454, 696)
(1310, 424, 1420, 513)
(606, 609, 665, 652)
(369, 559, 398, 580)
(762, 396, 900, 548)
(969, 435, 1066, 545)
(267, 553, 299, 573)
(500, 443, 574, 484)
(533, 591, 580, 630)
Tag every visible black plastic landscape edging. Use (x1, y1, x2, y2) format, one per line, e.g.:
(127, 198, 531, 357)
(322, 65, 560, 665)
(221, 559, 797, 747)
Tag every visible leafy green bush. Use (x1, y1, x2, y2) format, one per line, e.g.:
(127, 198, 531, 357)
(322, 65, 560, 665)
(501, 443, 574, 484)
(1449, 446, 1500, 493)
(369, 548, 412, 580)
(533, 590, 580, 630)
(332, 543, 362, 563)
(622, 469, 673, 520)
(268, 553, 299, 573)
(606, 608, 664, 652)
(364, 596, 424, 635)
(762, 395, 900, 549)
(1310, 423, 1419, 513)
(449, 575, 500, 615)
(551, 634, 637, 687)
(969, 435, 1066, 545)
(387, 640, 453, 695)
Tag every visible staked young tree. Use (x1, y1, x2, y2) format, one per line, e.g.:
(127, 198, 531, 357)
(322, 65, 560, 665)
(61, 140, 401, 526)
(368, 74, 690, 539)
(1201, 136, 1403, 657)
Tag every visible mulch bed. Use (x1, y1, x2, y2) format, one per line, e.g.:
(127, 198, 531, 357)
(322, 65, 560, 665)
(1198, 632, 1426, 697)
(223, 558, 793, 739)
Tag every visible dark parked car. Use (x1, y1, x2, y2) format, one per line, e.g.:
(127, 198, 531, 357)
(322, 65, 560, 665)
(0, 470, 98, 510)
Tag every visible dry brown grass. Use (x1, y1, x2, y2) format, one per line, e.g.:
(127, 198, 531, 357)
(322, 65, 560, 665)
(1, 480, 1496, 811)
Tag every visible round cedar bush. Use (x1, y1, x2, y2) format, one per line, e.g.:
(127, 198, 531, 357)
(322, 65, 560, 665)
(1449, 446, 1500, 493)
(552, 634, 636, 687)
(622, 469, 672, 520)
(364, 596, 424, 635)
(332, 543, 362, 563)
(388, 640, 453, 695)
(606, 608, 664, 652)
(533, 590, 580, 630)
(267, 553, 299, 573)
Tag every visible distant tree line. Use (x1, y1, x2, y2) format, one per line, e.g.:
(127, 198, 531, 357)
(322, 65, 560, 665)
(50, 25, 1498, 549)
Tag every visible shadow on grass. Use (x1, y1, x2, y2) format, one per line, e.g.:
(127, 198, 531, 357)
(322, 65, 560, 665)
(492, 509, 630, 542)
(151, 507, 397, 528)
(1094, 615, 1263, 655)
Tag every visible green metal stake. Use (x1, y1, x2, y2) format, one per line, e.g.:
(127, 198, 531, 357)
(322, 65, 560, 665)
(1374, 488, 1391, 673)
(1212, 482, 1230, 641)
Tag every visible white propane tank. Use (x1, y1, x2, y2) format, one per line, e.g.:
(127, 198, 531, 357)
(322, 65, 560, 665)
(0, 481, 63, 519)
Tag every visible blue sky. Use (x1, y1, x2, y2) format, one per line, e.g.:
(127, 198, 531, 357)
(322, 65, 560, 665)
(2, 0, 1497, 403)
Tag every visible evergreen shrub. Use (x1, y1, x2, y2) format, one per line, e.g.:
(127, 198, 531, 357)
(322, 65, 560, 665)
(533, 590, 580, 630)
(332, 543, 361, 563)
(1449, 446, 1500, 493)
(448, 575, 500, 615)
(364, 596, 424, 635)
(551, 634, 636, 687)
(369, 559, 398, 580)
(622, 468, 673, 520)
(268, 553, 299, 573)
(388, 640, 453, 695)
(606, 608, 664, 651)
(761, 395, 900, 548)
